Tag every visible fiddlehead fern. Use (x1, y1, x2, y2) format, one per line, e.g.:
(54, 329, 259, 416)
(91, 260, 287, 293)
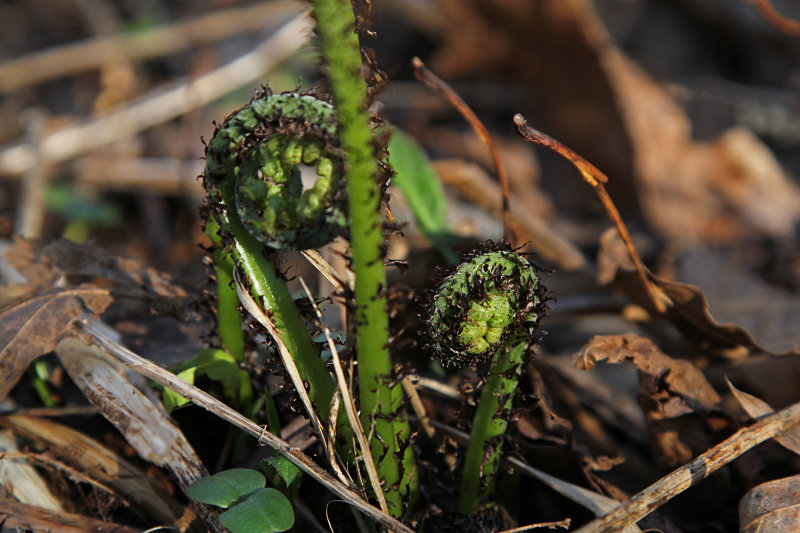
(429, 249, 543, 367)
(202, 90, 339, 425)
(428, 246, 545, 513)
(204, 89, 346, 250)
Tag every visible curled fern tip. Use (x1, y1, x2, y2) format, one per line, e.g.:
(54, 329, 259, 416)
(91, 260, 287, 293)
(204, 90, 347, 250)
(429, 247, 544, 368)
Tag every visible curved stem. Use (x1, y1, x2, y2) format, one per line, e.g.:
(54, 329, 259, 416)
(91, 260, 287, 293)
(311, 0, 416, 516)
(215, 180, 336, 424)
(459, 339, 528, 514)
(206, 221, 246, 362)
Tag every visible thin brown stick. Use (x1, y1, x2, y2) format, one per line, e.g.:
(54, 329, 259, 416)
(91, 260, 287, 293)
(0, 11, 312, 176)
(513, 113, 668, 314)
(76, 315, 414, 533)
(0, 0, 305, 92)
(573, 399, 800, 532)
(754, 0, 800, 35)
(412, 57, 514, 242)
(400, 375, 435, 438)
(498, 519, 572, 532)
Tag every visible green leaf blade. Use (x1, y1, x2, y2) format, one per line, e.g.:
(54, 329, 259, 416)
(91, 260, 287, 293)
(219, 488, 295, 533)
(186, 468, 266, 508)
(388, 129, 457, 263)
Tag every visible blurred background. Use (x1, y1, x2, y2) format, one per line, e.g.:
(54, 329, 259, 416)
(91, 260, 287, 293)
(2, 1, 800, 530)
(2, 0, 799, 353)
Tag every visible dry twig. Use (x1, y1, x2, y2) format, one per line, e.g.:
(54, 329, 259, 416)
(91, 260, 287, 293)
(513, 113, 668, 314)
(753, 0, 800, 35)
(76, 314, 415, 533)
(574, 399, 800, 532)
(0, 11, 312, 176)
(413, 57, 514, 241)
(0, 1, 306, 92)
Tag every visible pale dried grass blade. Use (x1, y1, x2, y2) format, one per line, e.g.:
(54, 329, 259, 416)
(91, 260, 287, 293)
(76, 314, 413, 533)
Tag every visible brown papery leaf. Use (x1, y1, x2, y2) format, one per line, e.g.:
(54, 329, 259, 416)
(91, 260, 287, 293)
(4, 237, 189, 316)
(598, 228, 774, 356)
(574, 334, 720, 408)
(739, 475, 800, 533)
(0, 238, 192, 401)
(0, 414, 192, 527)
(727, 378, 800, 456)
(0, 288, 112, 401)
(575, 334, 721, 466)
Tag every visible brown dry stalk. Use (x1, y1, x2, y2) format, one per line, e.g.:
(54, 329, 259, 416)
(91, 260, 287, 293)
(412, 57, 514, 242)
(754, 0, 800, 35)
(0, 12, 312, 176)
(513, 113, 668, 314)
(0, 0, 305, 92)
(574, 399, 800, 532)
(76, 315, 414, 533)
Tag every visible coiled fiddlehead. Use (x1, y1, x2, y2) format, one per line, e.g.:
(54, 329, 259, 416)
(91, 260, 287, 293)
(429, 249, 543, 368)
(428, 246, 545, 513)
(202, 90, 339, 426)
(204, 90, 346, 250)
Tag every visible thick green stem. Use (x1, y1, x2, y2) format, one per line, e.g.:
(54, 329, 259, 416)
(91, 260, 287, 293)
(310, 0, 416, 516)
(459, 339, 528, 514)
(214, 180, 336, 424)
(206, 221, 246, 362)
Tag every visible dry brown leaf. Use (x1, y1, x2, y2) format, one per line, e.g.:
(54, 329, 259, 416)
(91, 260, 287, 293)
(0, 288, 112, 401)
(739, 475, 800, 533)
(575, 333, 721, 466)
(602, 49, 800, 243)
(435, 0, 800, 243)
(0, 495, 140, 533)
(598, 228, 776, 356)
(0, 429, 63, 511)
(433, 0, 638, 210)
(0, 414, 193, 528)
(0, 238, 195, 401)
(575, 334, 721, 408)
(54, 337, 208, 488)
(5, 237, 189, 315)
(727, 378, 800, 456)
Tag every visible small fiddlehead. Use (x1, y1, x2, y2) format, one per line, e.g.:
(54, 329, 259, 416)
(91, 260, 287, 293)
(429, 248, 543, 367)
(428, 246, 545, 513)
(204, 89, 347, 250)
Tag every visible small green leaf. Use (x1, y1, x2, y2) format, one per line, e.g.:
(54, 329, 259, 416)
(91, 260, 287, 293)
(388, 128, 458, 263)
(186, 468, 266, 508)
(163, 349, 248, 412)
(262, 455, 302, 487)
(45, 183, 121, 225)
(162, 367, 195, 412)
(219, 488, 295, 533)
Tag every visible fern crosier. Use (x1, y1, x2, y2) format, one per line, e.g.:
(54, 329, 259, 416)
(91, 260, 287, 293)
(204, 90, 346, 250)
(428, 246, 545, 513)
(429, 249, 543, 368)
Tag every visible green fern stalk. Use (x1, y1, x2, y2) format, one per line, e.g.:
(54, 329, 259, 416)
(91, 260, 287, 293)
(311, 0, 416, 516)
(429, 248, 544, 513)
(203, 91, 344, 423)
(212, 202, 336, 420)
(205, 221, 246, 362)
(459, 339, 527, 513)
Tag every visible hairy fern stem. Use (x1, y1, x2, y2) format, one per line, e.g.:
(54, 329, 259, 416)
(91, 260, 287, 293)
(311, 0, 417, 516)
(429, 248, 544, 513)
